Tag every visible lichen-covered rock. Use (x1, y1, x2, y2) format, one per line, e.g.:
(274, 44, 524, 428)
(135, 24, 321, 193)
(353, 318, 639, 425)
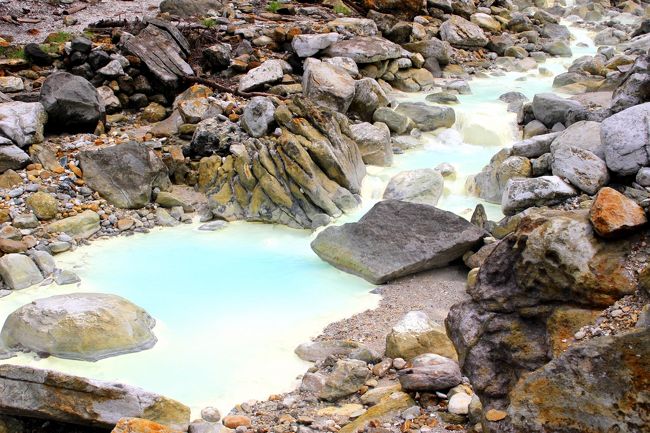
(311, 200, 484, 284)
(385, 311, 457, 360)
(589, 187, 647, 238)
(0, 364, 190, 430)
(25, 191, 58, 220)
(79, 141, 171, 209)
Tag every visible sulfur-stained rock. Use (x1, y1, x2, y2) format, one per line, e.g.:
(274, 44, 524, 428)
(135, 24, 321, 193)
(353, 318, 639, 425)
(112, 418, 183, 433)
(46, 210, 100, 239)
(589, 187, 647, 238)
(25, 191, 58, 220)
(507, 328, 649, 433)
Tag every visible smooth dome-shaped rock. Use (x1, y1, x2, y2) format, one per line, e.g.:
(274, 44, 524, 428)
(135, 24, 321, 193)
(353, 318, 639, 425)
(311, 200, 485, 284)
(383, 169, 444, 206)
(0, 293, 157, 361)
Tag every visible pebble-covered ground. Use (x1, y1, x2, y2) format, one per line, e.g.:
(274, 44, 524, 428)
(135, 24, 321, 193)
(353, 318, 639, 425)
(318, 266, 469, 354)
(0, 0, 162, 44)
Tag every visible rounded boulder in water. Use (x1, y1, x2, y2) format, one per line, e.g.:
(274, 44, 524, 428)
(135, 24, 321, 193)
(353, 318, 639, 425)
(0, 293, 157, 361)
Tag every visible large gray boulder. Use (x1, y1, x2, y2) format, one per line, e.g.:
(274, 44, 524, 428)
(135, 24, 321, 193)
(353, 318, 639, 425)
(323, 36, 404, 63)
(1, 293, 157, 361)
(373, 107, 410, 134)
(240, 96, 275, 138)
(531, 93, 583, 127)
(439, 15, 488, 49)
(383, 168, 444, 206)
(402, 39, 451, 65)
(502, 176, 578, 215)
(311, 200, 485, 284)
(0, 102, 47, 148)
(292, 33, 341, 57)
(303, 60, 356, 113)
(0, 364, 190, 430)
(0, 254, 43, 290)
(349, 122, 392, 167)
(0, 144, 30, 173)
(551, 146, 609, 195)
(79, 141, 171, 208)
(601, 102, 650, 176)
(395, 102, 455, 131)
(511, 132, 560, 158)
(39, 72, 104, 133)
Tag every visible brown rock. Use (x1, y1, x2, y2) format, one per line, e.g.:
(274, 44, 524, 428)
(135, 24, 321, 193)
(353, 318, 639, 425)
(589, 187, 647, 238)
(485, 409, 507, 421)
(223, 416, 251, 429)
(0, 238, 27, 253)
(0, 170, 22, 189)
(111, 418, 183, 433)
(117, 218, 135, 231)
(25, 191, 58, 220)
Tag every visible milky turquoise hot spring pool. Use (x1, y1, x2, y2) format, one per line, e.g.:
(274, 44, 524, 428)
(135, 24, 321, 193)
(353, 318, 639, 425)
(0, 24, 596, 416)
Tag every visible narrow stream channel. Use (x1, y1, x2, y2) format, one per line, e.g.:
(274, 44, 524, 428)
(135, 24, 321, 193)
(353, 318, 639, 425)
(0, 23, 597, 417)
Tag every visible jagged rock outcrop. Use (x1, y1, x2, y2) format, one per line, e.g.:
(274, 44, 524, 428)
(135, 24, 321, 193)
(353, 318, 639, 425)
(445, 209, 642, 432)
(200, 97, 366, 229)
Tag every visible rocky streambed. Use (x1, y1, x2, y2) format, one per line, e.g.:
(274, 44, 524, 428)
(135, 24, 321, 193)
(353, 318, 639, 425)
(0, 0, 649, 433)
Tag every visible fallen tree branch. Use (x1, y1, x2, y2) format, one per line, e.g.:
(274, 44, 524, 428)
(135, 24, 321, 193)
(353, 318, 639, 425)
(183, 75, 287, 100)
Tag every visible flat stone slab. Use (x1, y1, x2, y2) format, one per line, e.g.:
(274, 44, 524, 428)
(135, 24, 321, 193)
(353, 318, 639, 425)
(311, 200, 485, 284)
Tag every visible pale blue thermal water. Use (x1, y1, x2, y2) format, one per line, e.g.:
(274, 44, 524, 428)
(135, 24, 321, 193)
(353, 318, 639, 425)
(0, 223, 379, 415)
(0, 22, 598, 417)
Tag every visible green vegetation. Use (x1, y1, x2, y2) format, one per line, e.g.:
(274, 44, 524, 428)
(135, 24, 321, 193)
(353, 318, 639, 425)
(201, 18, 217, 28)
(0, 47, 26, 60)
(333, 4, 351, 15)
(266, 1, 281, 13)
(46, 31, 72, 44)
(39, 43, 60, 55)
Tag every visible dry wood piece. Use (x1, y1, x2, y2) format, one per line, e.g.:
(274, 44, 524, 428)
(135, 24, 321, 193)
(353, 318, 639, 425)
(124, 24, 194, 87)
(63, 4, 88, 15)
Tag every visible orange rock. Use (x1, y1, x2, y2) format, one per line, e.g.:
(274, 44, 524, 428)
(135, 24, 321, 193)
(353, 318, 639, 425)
(589, 187, 647, 238)
(228, 113, 240, 122)
(485, 409, 507, 422)
(111, 418, 183, 433)
(52, 165, 65, 174)
(0, 238, 28, 253)
(68, 162, 83, 178)
(223, 415, 252, 429)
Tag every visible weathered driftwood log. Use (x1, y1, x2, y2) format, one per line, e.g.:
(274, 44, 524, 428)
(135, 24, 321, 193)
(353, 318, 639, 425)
(124, 24, 194, 87)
